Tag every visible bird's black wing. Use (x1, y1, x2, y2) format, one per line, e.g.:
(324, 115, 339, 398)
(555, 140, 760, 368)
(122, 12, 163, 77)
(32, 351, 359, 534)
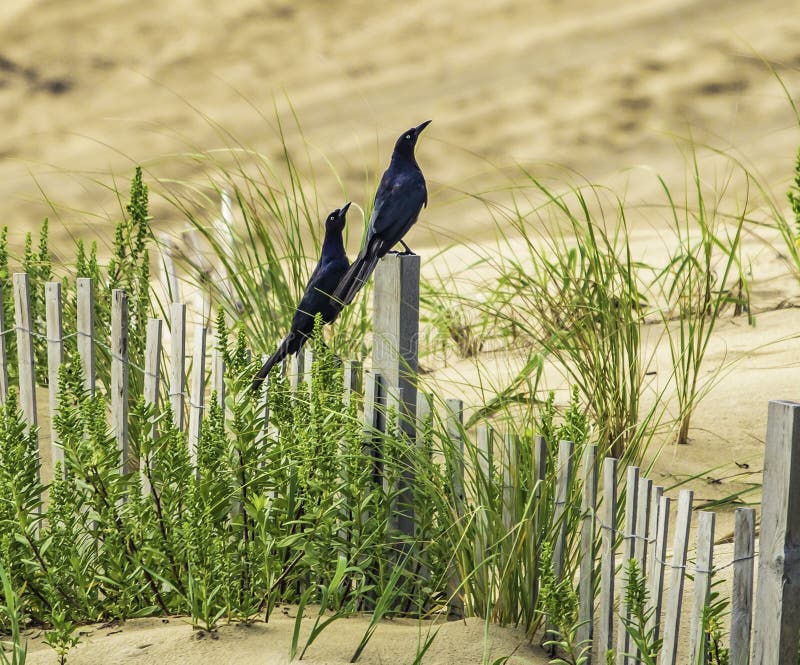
(369, 173, 427, 242)
(252, 257, 349, 392)
(289, 256, 349, 333)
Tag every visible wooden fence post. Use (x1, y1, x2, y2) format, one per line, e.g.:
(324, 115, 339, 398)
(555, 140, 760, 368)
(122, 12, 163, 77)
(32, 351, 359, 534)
(597, 457, 618, 660)
(730, 507, 755, 665)
(13, 273, 37, 432)
(141, 318, 162, 496)
(188, 324, 207, 470)
(45, 282, 64, 470)
(111, 289, 130, 475)
(169, 303, 186, 431)
(77, 278, 95, 395)
(660, 489, 693, 665)
(751, 400, 800, 664)
(372, 254, 420, 440)
(577, 444, 597, 659)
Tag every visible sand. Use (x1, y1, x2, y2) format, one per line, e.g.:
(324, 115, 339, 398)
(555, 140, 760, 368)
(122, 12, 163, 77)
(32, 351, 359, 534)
(2, 0, 800, 662)
(22, 613, 544, 665)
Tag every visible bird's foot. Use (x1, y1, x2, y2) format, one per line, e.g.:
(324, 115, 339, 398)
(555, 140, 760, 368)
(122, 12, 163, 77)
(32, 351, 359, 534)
(398, 241, 416, 256)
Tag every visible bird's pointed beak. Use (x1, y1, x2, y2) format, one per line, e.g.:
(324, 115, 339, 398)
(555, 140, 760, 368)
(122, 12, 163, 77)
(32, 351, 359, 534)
(414, 120, 432, 135)
(340, 202, 351, 217)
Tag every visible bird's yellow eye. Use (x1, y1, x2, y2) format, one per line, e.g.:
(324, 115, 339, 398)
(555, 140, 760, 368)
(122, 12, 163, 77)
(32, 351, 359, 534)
(405, 134, 411, 140)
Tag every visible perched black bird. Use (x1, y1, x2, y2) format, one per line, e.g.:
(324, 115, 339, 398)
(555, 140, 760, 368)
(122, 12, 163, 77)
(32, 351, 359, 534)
(332, 120, 431, 309)
(251, 203, 351, 391)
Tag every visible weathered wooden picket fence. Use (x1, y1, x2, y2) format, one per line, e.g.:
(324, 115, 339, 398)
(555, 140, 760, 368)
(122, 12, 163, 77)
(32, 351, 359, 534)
(1, 254, 799, 664)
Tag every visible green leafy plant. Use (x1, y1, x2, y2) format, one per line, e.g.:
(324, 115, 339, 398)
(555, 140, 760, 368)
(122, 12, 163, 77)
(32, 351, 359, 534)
(618, 559, 661, 665)
(0, 562, 26, 665)
(701, 588, 730, 665)
(43, 605, 79, 665)
(537, 541, 589, 665)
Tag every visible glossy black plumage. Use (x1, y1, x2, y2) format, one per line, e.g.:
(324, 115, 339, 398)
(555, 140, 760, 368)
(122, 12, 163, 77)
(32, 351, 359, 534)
(252, 204, 351, 391)
(332, 120, 430, 309)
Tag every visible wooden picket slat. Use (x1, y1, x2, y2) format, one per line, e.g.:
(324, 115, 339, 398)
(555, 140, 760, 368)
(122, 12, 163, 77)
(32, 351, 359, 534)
(385, 387, 415, 545)
(553, 440, 574, 582)
(634, 477, 652, 574)
(415, 390, 431, 451)
(502, 431, 516, 531)
(475, 424, 493, 571)
(303, 346, 314, 388)
(477, 424, 494, 498)
(212, 342, 225, 410)
(141, 318, 162, 496)
(0, 285, 9, 403)
(45, 282, 64, 469)
(445, 398, 466, 513)
(548, 439, 574, 656)
(343, 360, 362, 407)
(577, 444, 597, 657)
(169, 303, 186, 431)
(13, 273, 37, 431)
(255, 361, 270, 451)
(77, 277, 95, 395)
(158, 235, 181, 304)
(362, 370, 384, 490)
(188, 324, 207, 469)
(533, 435, 547, 536)
(445, 397, 466, 620)
(660, 489, 694, 665)
(616, 465, 640, 665)
(532, 434, 547, 615)
(730, 507, 755, 665)
(597, 456, 618, 659)
(689, 511, 715, 664)
(111, 289, 130, 475)
(646, 494, 671, 644)
(289, 352, 304, 392)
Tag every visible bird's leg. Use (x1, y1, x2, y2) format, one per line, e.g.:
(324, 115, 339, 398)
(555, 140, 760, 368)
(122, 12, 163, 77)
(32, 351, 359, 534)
(399, 240, 416, 256)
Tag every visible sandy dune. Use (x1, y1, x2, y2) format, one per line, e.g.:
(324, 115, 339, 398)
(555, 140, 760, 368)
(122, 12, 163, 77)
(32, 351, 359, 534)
(2, 0, 800, 663)
(0, 0, 798, 252)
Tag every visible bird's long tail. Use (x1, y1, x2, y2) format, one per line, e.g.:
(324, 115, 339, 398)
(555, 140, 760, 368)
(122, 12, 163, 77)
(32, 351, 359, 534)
(251, 333, 298, 392)
(332, 238, 385, 310)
